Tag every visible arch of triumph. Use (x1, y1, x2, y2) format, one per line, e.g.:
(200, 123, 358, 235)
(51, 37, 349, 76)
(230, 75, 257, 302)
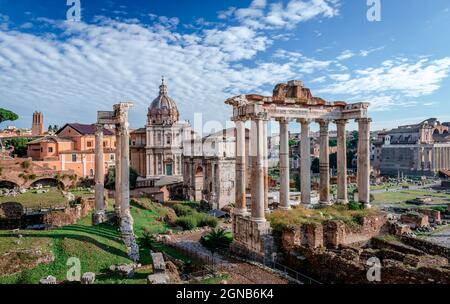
(225, 80, 371, 254)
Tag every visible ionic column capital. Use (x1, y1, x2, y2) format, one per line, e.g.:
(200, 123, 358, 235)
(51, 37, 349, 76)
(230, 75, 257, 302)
(356, 117, 372, 124)
(298, 118, 311, 125)
(95, 123, 105, 135)
(276, 117, 289, 124)
(335, 119, 348, 125)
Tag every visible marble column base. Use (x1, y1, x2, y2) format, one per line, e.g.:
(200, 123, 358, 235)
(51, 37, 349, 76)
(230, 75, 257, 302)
(251, 216, 266, 223)
(92, 210, 107, 225)
(337, 199, 349, 204)
(278, 206, 291, 211)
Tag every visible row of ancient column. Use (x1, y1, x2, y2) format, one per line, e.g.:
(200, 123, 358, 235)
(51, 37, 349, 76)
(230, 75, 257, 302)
(234, 117, 372, 222)
(431, 146, 450, 171)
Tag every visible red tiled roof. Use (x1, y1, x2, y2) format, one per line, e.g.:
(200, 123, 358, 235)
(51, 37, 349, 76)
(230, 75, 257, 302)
(56, 123, 114, 136)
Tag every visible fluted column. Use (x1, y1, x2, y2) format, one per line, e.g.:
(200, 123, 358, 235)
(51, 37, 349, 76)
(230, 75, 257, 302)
(251, 117, 266, 222)
(357, 118, 371, 208)
(234, 119, 247, 215)
(319, 120, 331, 205)
(250, 120, 257, 216)
(93, 124, 106, 224)
(300, 119, 311, 205)
(114, 126, 122, 217)
(336, 119, 348, 203)
(278, 118, 290, 210)
(115, 103, 139, 262)
(263, 119, 269, 213)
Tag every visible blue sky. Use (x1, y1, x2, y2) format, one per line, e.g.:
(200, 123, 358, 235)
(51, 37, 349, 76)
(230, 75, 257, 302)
(0, 0, 450, 134)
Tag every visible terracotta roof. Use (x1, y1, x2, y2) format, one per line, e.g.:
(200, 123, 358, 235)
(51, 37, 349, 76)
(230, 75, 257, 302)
(27, 136, 73, 145)
(56, 123, 114, 136)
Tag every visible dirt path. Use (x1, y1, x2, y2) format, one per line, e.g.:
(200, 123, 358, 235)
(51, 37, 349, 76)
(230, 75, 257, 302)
(167, 230, 289, 284)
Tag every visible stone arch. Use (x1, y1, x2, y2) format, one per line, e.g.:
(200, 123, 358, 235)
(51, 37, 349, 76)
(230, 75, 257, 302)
(194, 165, 204, 201)
(28, 178, 65, 190)
(0, 202, 24, 219)
(0, 180, 20, 189)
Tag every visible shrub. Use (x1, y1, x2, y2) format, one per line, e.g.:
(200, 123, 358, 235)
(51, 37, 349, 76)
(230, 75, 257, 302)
(348, 201, 363, 210)
(175, 216, 197, 230)
(20, 161, 31, 170)
(173, 204, 195, 217)
(195, 213, 218, 228)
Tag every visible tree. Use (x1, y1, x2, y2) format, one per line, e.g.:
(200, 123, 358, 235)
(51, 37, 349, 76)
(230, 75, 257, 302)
(4, 138, 30, 157)
(104, 166, 138, 190)
(200, 228, 233, 268)
(0, 108, 18, 124)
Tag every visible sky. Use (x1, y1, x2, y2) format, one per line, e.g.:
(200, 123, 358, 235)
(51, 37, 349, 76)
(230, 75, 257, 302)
(0, 0, 450, 135)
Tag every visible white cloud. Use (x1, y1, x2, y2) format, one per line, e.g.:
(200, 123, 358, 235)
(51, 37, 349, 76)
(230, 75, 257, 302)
(319, 57, 450, 97)
(231, 0, 340, 30)
(336, 50, 355, 60)
(0, 17, 297, 127)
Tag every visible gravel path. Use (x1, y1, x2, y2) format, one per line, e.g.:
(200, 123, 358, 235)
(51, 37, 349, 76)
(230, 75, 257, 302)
(422, 226, 450, 248)
(167, 230, 289, 284)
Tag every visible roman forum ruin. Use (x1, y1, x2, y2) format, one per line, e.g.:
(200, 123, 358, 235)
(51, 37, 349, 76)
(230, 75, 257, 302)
(94, 102, 140, 262)
(226, 80, 371, 253)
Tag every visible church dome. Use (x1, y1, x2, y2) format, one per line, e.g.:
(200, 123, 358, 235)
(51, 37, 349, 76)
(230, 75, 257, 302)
(148, 77, 180, 125)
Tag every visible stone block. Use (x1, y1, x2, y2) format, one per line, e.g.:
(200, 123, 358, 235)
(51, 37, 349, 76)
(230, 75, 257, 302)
(147, 273, 169, 284)
(151, 252, 166, 274)
(39, 275, 57, 284)
(418, 209, 441, 223)
(400, 212, 429, 229)
(81, 272, 96, 284)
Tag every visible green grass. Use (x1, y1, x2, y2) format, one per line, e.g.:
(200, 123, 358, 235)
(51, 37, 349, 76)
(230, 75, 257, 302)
(372, 190, 450, 205)
(0, 188, 68, 209)
(0, 198, 190, 284)
(267, 204, 378, 233)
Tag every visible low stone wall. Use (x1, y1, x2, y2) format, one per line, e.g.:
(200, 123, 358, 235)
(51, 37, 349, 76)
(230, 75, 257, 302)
(285, 244, 450, 284)
(418, 209, 441, 223)
(400, 236, 450, 260)
(232, 214, 273, 256)
(281, 213, 389, 250)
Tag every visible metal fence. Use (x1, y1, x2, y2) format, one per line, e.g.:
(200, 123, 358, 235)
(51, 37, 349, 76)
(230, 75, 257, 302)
(219, 246, 322, 284)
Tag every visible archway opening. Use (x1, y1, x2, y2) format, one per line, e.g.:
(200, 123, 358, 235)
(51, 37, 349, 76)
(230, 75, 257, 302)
(194, 166, 204, 202)
(30, 178, 65, 190)
(0, 180, 19, 189)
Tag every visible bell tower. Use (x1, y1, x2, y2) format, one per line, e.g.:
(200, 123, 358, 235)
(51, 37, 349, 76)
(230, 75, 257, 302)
(31, 111, 44, 136)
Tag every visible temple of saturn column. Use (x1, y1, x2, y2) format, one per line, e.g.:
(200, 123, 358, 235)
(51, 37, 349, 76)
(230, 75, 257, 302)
(94, 102, 140, 262)
(225, 80, 371, 254)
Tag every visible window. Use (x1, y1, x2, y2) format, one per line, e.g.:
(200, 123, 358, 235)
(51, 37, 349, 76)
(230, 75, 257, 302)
(103, 141, 107, 147)
(89, 169, 94, 177)
(87, 141, 92, 148)
(72, 154, 77, 162)
(40, 147, 43, 152)
(48, 147, 53, 153)
(110, 154, 115, 161)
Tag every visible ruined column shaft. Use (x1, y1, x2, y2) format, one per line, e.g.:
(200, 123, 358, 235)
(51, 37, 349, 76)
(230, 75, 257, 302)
(263, 120, 269, 212)
(115, 103, 139, 262)
(119, 125, 130, 214)
(235, 120, 247, 214)
(250, 120, 257, 214)
(94, 124, 106, 224)
(336, 120, 348, 203)
(357, 118, 371, 207)
(319, 120, 330, 205)
(300, 120, 311, 205)
(114, 127, 122, 216)
(252, 118, 266, 222)
(279, 119, 290, 210)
